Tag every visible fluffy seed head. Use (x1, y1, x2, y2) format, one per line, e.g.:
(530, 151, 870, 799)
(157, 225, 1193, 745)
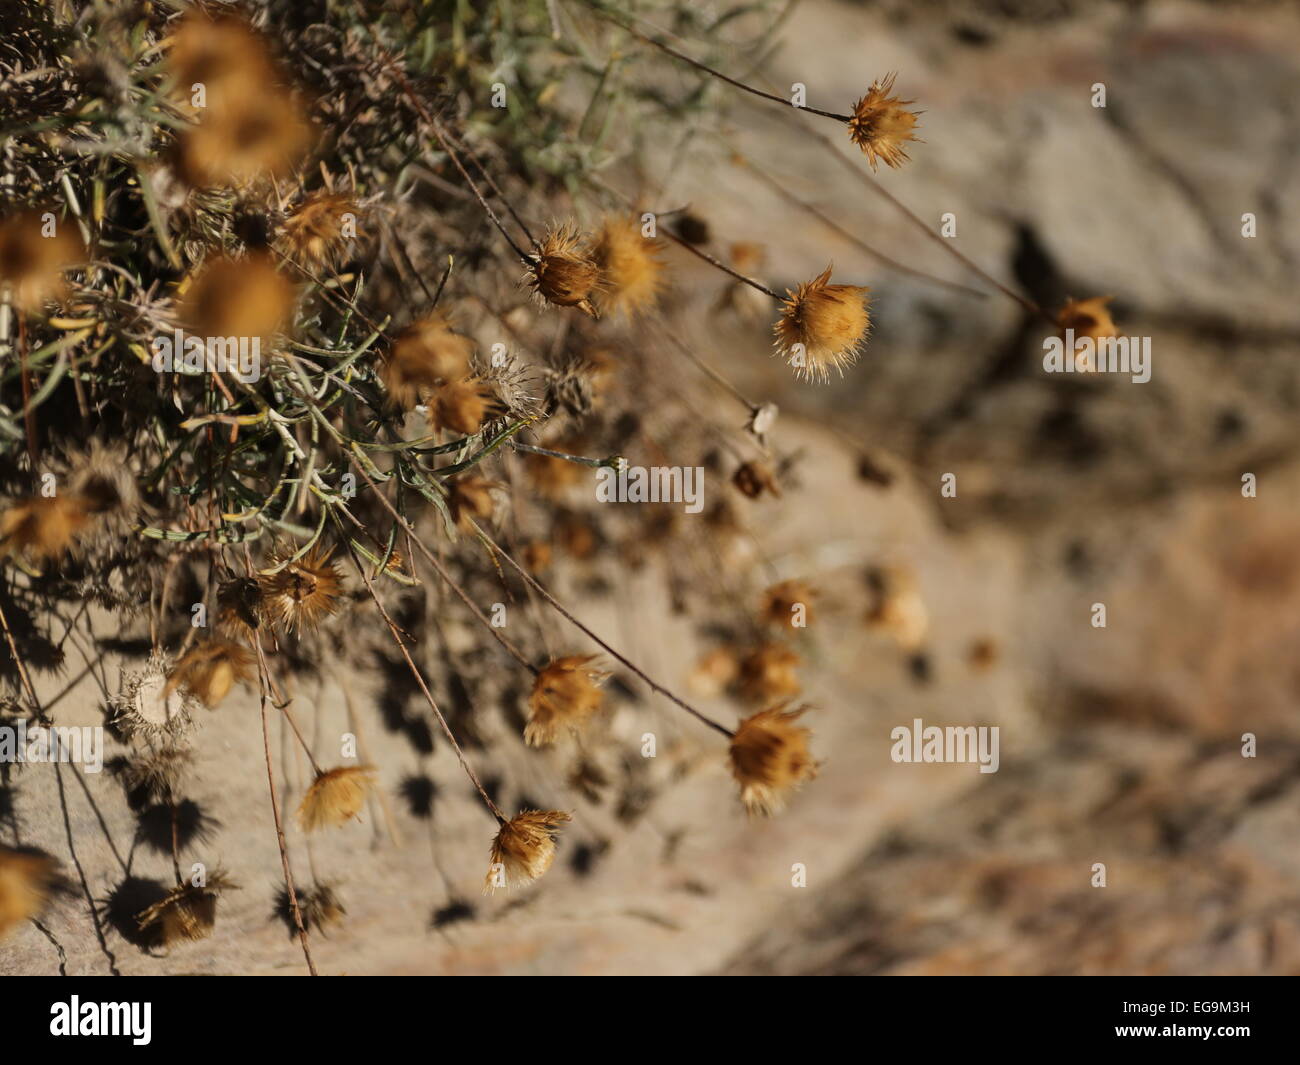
(688, 647, 740, 699)
(773, 265, 871, 381)
(760, 579, 817, 630)
(0, 495, 92, 567)
(865, 565, 929, 651)
(297, 766, 377, 832)
(165, 639, 255, 708)
(484, 810, 572, 893)
(847, 73, 921, 170)
(258, 544, 344, 633)
(526, 224, 601, 317)
(0, 846, 62, 940)
(179, 252, 296, 344)
(280, 193, 357, 268)
(729, 703, 819, 816)
(382, 313, 474, 410)
(429, 377, 501, 435)
(590, 214, 665, 317)
(447, 476, 498, 531)
(525, 655, 607, 747)
(738, 641, 802, 704)
(136, 870, 237, 946)
(1057, 296, 1118, 372)
(0, 210, 86, 313)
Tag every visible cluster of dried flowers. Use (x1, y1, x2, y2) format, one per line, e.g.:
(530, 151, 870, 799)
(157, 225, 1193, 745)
(0, 0, 1119, 963)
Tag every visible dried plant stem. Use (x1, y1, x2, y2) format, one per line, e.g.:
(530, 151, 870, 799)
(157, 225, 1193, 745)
(339, 535, 507, 825)
(252, 627, 317, 977)
(470, 523, 735, 740)
(729, 150, 990, 299)
(587, 3, 853, 123)
(0, 594, 42, 717)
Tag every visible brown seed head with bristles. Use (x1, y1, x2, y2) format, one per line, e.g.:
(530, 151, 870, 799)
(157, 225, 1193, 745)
(847, 73, 922, 170)
(590, 214, 665, 318)
(179, 252, 296, 344)
(258, 544, 344, 634)
(0, 846, 63, 940)
(525, 655, 607, 747)
(136, 870, 237, 946)
(165, 639, 255, 708)
(484, 810, 572, 893)
(760, 579, 817, 631)
(429, 377, 501, 436)
(773, 265, 871, 382)
(1057, 295, 1118, 372)
(0, 210, 86, 314)
(280, 193, 357, 269)
(382, 313, 474, 410)
(729, 703, 819, 816)
(297, 766, 377, 832)
(0, 495, 92, 567)
(738, 641, 802, 704)
(526, 224, 601, 318)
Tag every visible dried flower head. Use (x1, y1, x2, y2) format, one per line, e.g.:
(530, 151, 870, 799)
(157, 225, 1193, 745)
(115, 747, 193, 805)
(165, 639, 255, 708)
(688, 647, 740, 699)
(276, 883, 347, 937)
(847, 73, 922, 170)
(429, 377, 501, 435)
(447, 476, 499, 531)
(0, 210, 86, 313)
(382, 313, 473, 410)
(525, 224, 601, 318)
(167, 10, 273, 100)
(280, 193, 357, 268)
(0, 495, 92, 567)
(732, 460, 781, 500)
(66, 440, 141, 530)
(178, 252, 296, 344)
(136, 870, 237, 946)
(178, 86, 313, 188)
(297, 766, 377, 832)
(729, 703, 819, 816)
(216, 577, 264, 642)
(864, 565, 929, 651)
(484, 810, 572, 892)
(591, 214, 665, 317)
(258, 544, 344, 633)
(738, 641, 802, 704)
(773, 265, 871, 381)
(1057, 296, 1118, 372)
(760, 579, 817, 630)
(525, 655, 608, 747)
(525, 444, 586, 499)
(521, 540, 553, 573)
(110, 654, 198, 738)
(0, 846, 62, 940)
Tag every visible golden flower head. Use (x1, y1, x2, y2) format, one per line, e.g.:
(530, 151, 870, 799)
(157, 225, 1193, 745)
(760, 579, 817, 630)
(591, 213, 665, 317)
(382, 313, 474, 410)
(484, 809, 572, 893)
(847, 73, 922, 170)
(0, 494, 92, 568)
(0, 846, 63, 940)
(729, 703, 819, 816)
(687, 647, 740, 699)
(0, 210, 86, 314)
(178, 252, 296, 345)
(738, 641, 802, 704)
(297, 765, 377, 832)
(216, 576, 265, 642)
(525, 224, 601, 318)
(525, 655, 608, 747)
(429, 377, 501, 436)
(280, 192, 357, 269)
(167, 10, 274, 100)
(773, 265, 871, 381)
(136, 870, 237, 946)
(165, 639, 255, 709)
(258, 543, 344, 634)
